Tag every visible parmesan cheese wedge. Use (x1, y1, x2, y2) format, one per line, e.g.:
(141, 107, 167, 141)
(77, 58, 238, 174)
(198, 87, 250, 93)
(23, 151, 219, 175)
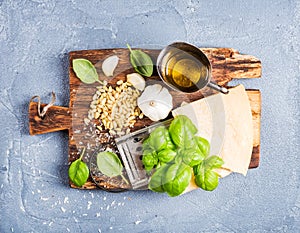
(172, 85, 253, 180)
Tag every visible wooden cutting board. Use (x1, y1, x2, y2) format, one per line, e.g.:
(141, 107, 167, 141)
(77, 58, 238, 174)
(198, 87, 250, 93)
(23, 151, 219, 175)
(29, 47, 261, 191)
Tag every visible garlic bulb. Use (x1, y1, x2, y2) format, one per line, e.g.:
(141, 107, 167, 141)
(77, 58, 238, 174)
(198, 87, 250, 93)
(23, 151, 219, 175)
(137, 84, 173, 121)
(126, 73, 146, 91)
(102, 55, 119, 77)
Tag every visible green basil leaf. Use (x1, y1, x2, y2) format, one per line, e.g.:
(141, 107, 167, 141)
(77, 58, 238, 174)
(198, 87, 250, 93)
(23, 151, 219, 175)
(156, 161, 167, 169)
(68, 157, 89, 187)
(96, 151, 123, 177)
(174, 151, 184, 164)
(127, 44, 153, 77)
(148, 164, 169, 193)
(204, 155, 224, 170)
(148, 126, 171, 152)
(142, 138, 153, 151)
(193, 155, 224, 191)
(169, 115, 197, 148)
(194, 136, 210, 157)
(179, 147, 205, 167)
(195, 169, 219, 191)
(165, 133, 176, 150)
(72, 58, 99, 84)
(142, 152, 158, 171)
(163, 163, 192, 197)
(157, 148, 177, 163)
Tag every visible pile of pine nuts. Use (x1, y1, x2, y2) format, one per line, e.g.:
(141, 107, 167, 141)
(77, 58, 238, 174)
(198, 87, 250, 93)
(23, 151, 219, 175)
(85, 80, 143, 136)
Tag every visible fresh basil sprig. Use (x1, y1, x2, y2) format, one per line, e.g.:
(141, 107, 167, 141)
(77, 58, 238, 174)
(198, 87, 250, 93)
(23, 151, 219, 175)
(97, 151, 128, 184)
(68, 147, 89, 187)
(127, 44, 153, 77)
(72, 58, 101, 84)
(143, 115, 224, 196)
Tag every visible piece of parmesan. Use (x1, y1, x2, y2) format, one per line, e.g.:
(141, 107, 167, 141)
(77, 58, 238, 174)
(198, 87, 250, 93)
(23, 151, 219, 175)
(172, 85, 253, 180)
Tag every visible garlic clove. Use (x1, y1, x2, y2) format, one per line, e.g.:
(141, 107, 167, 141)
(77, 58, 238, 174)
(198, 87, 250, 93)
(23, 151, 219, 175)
(138, 102, 159, 121)
(139, 100, 172, 121)
(126, 73, 146, 91)
(102, 55, 119, 77)
(137, 84, 173, 122)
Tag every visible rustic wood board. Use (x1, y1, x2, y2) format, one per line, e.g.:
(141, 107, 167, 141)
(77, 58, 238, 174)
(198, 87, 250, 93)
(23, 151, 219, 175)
(29, 47, 261, 190)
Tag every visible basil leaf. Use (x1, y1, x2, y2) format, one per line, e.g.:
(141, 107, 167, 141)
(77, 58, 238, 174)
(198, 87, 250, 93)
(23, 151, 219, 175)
(142, 152, 158, 171)
(156, 161, 167, 169)
(193, 155, 224, 191)
(179, 147, 205, 167)
(148, 126, 171, 152)
(195, 169, 219, 191)
(72, 58, 99, 84)
(163, 163, 192, 197)
(96, 151, 123, 177)
(193, 156, 224, 176)
(127, 44, 153, 77)
(165, 132, 176, 150)
(157, 148, 177, 163)
(68, 149, 89, 187)
(204, 155, 224, 169)
(142, 138, 153, 152)
(148, 164, 169, 193)
(194, 136, 210, 157)
(174, 152, 184, 164)
(169, 115, 197, 148)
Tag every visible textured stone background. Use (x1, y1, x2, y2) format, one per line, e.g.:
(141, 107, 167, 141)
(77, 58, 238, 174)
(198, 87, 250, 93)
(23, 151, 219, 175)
(0, 0, 299, 232)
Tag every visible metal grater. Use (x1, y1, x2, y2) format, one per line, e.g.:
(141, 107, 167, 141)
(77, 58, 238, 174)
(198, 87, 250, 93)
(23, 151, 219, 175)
(115, 119, 172, 190)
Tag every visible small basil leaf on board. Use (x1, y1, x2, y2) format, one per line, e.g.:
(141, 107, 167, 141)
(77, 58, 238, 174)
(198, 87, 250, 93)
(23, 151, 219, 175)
(68, 148, 89, 187)
(163, 163, 192, 197)
(97, 151, 123, 177)
(127, 44, 153, 77)
(96, 151, 129, 184)
(72, 58, 99, 84)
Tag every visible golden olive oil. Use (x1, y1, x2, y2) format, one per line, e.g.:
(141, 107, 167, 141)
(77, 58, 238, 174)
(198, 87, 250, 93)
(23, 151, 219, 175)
(158, 45, 210, 93)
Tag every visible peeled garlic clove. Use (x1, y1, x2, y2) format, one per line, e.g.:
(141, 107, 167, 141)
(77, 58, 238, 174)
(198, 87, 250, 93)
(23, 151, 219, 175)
(126, 73, 146, 91)
(102, 55, 119, 77)
(137, 84, 173, 121)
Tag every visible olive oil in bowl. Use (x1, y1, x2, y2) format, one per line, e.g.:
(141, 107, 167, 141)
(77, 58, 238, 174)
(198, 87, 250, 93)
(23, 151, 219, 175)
(165, 52, 209, 92)
(157, 42, 229, 94)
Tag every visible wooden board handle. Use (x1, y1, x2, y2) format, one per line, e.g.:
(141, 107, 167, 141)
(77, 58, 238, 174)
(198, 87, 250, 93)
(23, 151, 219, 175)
(29, 102, 71, 135)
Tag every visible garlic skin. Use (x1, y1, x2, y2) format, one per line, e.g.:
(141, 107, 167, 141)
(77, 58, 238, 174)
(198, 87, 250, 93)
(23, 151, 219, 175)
(126, 73, 146, 91)
(137, 84, 173, 121)
(102, 55, 119, 77)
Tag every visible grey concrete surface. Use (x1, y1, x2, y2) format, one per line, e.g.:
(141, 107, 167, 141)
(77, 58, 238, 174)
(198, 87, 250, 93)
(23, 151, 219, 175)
(0, 0, 299, 232)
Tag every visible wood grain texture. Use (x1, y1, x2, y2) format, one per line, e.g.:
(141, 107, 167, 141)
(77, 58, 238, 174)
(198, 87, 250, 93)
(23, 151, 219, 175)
(29, 102, 71, 135)
(28, 47, 262, 190)
(247, 90, 261, 168)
